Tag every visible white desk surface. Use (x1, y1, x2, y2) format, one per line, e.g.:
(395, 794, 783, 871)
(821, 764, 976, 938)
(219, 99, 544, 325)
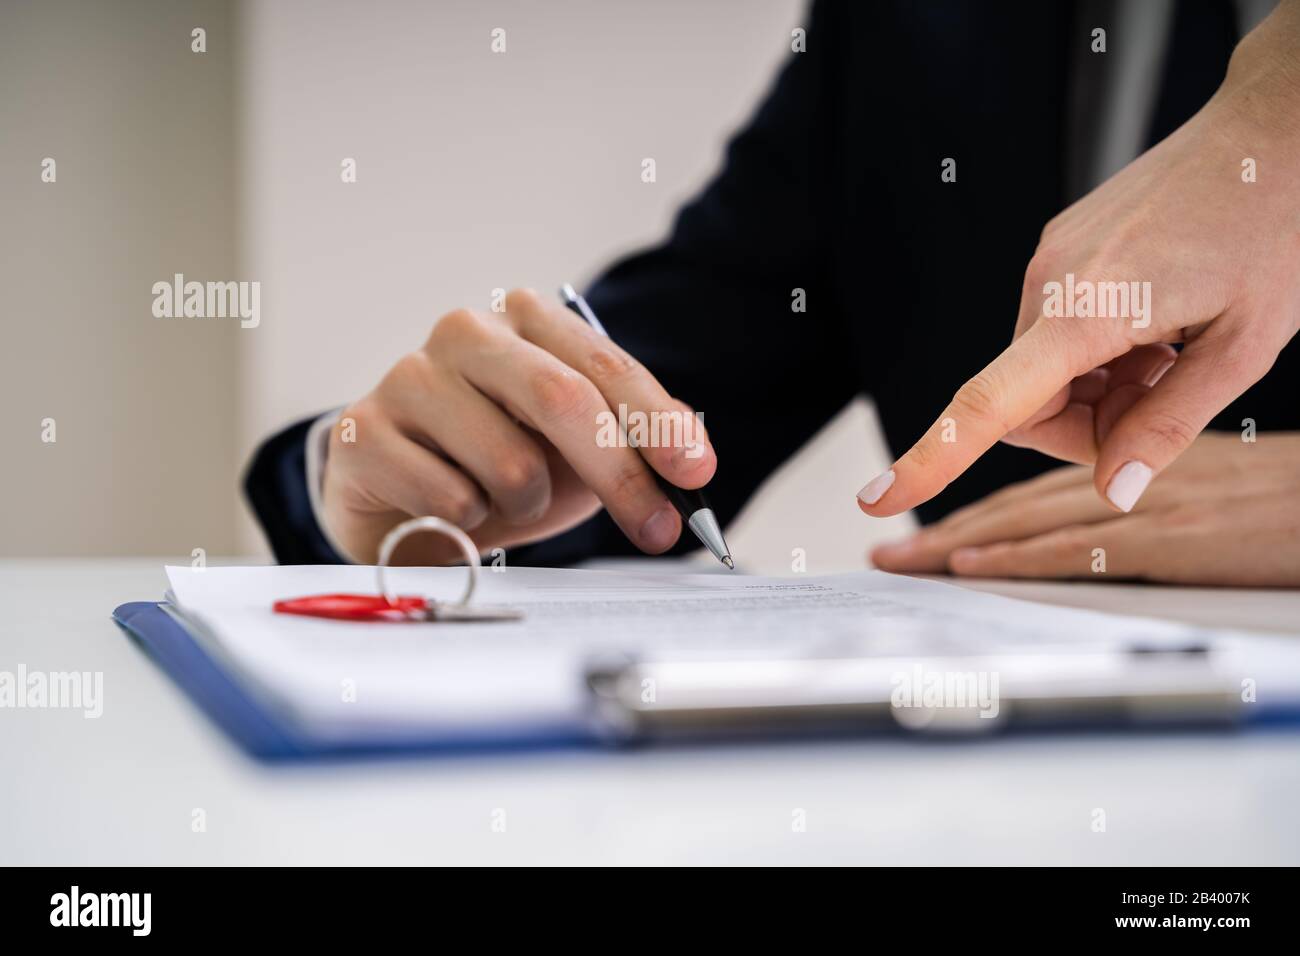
(2, 558, 1298, 866)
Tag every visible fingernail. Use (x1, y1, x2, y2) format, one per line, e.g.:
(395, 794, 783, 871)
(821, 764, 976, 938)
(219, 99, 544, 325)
(461, 500, 490, 531)
(949, 546, 982, 572)
(857, 469, 896, 506)
(672, 441, 707, 469)
(1147, 359, 1176, 386)
(1105, 460, 1153, 513)
(677, 440, 705, 462)
(638, 505, 678, 551)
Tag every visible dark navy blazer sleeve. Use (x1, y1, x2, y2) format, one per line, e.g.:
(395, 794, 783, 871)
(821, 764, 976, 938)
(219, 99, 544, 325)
(244, 415, 346, 565)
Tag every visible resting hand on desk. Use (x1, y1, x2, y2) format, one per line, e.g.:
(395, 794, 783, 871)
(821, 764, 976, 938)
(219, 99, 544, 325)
(871, 432, 1300, 587)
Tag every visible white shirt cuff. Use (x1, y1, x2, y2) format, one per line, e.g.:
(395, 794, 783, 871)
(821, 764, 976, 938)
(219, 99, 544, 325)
(304, 408, 358, 564)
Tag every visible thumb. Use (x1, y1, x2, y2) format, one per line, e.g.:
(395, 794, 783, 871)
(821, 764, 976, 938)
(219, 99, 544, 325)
(1094, 330, 1271, 511)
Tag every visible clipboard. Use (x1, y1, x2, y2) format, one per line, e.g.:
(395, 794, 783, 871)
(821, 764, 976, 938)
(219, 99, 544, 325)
(115, 593, 1300, 761)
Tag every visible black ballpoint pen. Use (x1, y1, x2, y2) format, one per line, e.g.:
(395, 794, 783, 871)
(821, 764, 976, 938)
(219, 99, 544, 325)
(559, 283, 734, 570)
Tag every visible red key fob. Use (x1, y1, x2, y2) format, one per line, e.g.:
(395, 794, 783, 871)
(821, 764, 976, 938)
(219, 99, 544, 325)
(273, 593, 427, 621)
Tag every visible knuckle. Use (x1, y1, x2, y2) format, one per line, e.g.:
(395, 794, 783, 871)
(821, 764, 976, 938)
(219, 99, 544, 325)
(1031, 315, 1114, 377)
(430, 308, 483, 346)
(1054, 525, 1094, 554)
(1246, 347, 1278, 383)
(1091, 230, 1142, 269)
(493, 450, 547, 497)
(438, 484, 483, 527)
(951, 373, 1009, 431)
(586, 343, 641, 383)
(906, 435, 944, 471)
(1025, 246, 1064, 288)
(607, 460, 655, 504)
(337, 398, 372, 433)
(529, 366, 595, 422)
(381, 352, 434, 395)
(1161, 501, 1214, 530)
(1218, 340, 1277, 385)
(1140, 407, 1199, 454)
(1038, 215, 1063, 244)
(505, 287, 543, 314)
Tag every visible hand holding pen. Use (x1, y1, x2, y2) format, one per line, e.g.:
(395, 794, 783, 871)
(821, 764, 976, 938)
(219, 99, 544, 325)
(316, 287, 730, 568)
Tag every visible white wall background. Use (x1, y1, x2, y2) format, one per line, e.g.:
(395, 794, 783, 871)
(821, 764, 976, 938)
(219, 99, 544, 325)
(1, 0, 239, 557)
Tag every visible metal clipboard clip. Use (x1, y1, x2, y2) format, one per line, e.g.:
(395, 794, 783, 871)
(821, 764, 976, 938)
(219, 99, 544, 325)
(584, 646, 1242, 742)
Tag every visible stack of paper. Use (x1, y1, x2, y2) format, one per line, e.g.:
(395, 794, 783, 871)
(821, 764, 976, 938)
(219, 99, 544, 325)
(157, 564, 1300, 749)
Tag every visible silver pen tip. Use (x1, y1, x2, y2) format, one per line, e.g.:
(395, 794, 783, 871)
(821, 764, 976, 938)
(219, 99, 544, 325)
(687, 507, 732, 571)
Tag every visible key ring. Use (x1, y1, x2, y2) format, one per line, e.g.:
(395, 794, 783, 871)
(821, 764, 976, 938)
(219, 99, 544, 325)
(376, 516, 481, 619)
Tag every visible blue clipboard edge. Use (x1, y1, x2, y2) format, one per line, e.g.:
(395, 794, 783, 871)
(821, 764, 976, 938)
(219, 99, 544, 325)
(113, 601, 308, 759)
(113, 600, 1300, 762)
(111, 601, 589, 762)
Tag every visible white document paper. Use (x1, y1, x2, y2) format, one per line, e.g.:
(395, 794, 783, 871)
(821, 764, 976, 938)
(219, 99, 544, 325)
(162, 563, 1282, 745)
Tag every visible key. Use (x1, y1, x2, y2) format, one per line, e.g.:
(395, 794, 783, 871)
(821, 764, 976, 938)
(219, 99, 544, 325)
(273, 594, 522, 623)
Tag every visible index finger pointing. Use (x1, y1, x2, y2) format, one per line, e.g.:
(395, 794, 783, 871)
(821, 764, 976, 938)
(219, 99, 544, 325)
(857, 319, 1104, 517)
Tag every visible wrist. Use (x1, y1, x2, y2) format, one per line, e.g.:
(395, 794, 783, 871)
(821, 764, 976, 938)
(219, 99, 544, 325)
(1222, 0, 1300, 136)
(305, 409, 358, 564)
